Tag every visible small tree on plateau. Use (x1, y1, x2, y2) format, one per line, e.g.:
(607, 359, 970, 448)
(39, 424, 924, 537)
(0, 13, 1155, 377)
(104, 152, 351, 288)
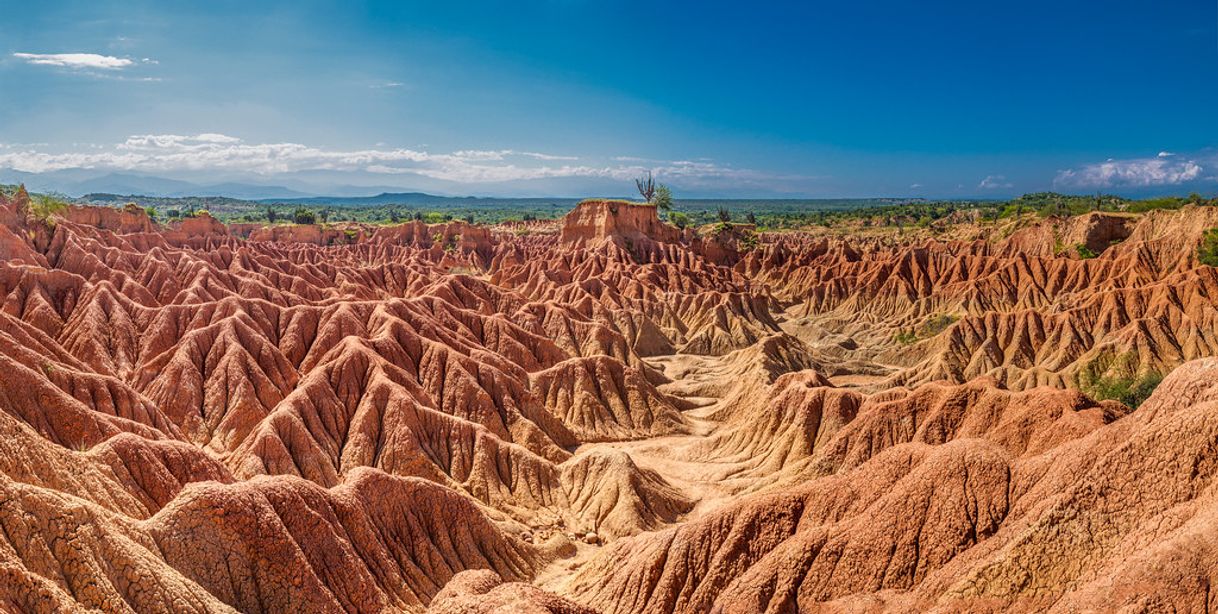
(293, 208, 316, 225)
(653, 184, 673, 215)
(635, 171, 656, 203)
(717, 207, 732, 223)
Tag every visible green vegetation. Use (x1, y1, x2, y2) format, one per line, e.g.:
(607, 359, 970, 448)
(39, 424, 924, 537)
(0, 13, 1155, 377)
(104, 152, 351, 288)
(1075, 243, 1098, 259)
(653, 184, 673, 215)
(1086, 371, 1163, 409)
(669, 211, 690, 229)
(634, 172, 673, 217)
(292, 208, 316, 224)
(918, 313, 958, 337)
(4, 181, 1206, 234)
(29, 194, 69, 225)
(1080, 353, 1164, 409)
(1199, 227, 1218, 267)
(894, 313, 958, 346)
(738, 231, 759, 251)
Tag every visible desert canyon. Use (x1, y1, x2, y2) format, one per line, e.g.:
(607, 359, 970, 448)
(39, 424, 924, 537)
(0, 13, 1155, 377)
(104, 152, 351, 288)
(3, 191, 1218, 613)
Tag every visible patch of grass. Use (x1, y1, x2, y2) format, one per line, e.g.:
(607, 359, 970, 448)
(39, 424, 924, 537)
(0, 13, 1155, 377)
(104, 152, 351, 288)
(918, 313, 958, 337)
(893, 313, 958, 346)
(1199, 227, 1218, 267)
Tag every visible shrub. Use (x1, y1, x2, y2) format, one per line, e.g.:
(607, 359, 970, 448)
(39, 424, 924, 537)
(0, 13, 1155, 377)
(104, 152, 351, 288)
(717, 207, 732, 223)
(653, 184, 673, 213)
(894, 329, 917, 345)
(30, 195, 68, 224)
(918, 313, 958, 337)
(669, 211, 689, 229)
(738, 232, 759, 251)
(1086, 372, 1163, 409)
(1199, 227, 1218, 267)
(1075, 243, 1098, 259)
(293, 208, 316, 224)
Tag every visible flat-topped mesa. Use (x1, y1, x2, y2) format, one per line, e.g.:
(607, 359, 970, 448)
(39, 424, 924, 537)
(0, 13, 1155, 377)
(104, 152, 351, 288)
(62, 203, 156, 234)
(172, 211, 229, 236)
(1001, 211, 1135, 258)
(560, 199, 684, 245)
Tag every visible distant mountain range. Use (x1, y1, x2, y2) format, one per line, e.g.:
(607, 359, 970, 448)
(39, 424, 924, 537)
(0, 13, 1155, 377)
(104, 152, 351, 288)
(0, 171, 317, 200)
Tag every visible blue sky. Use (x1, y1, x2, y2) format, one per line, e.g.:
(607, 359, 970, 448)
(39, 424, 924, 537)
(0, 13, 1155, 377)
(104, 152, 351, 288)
(0, 0, 1216, 198)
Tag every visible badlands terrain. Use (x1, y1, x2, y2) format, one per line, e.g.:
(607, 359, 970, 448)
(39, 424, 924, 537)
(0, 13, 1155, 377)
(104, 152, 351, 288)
(3, 190, 1218, 613)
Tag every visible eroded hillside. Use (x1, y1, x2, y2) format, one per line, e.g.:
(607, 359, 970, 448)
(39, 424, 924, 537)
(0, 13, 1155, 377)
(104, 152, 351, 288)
(2, 192, 1217, 613)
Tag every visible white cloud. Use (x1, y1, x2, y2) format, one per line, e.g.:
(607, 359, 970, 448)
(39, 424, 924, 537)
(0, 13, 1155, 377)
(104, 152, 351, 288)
(13, 52, 134, 70)
(978, 175, 1013, 190)
(1054, 153, 1205, 188)
(910, 183, 923, 189)
(0, 133, 782, 186)
(370, 81, 404, 89)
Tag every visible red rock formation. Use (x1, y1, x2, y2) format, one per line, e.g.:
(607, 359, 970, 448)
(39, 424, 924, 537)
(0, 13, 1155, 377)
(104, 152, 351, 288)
(559, 199, 682, 246)
(2, 195, 1218, 612)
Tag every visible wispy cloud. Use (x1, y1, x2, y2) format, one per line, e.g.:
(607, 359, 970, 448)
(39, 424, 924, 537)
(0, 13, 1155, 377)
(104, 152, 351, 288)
(369, 80, 404, 89)
(0, 133, 790, 187)
(978, 175, 1013, 190)
(13, 52, 134, 70)
(1054, 152, 1206, 188)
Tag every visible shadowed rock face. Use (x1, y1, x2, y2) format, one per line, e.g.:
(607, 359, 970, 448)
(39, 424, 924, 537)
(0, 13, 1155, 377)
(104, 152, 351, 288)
(2, 193, 1218, 613)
